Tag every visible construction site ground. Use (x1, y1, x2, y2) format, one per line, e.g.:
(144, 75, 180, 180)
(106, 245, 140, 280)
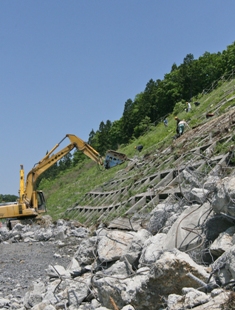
(0, 237, 75, 297)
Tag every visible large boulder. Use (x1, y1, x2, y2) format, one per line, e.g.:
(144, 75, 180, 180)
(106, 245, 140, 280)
(138, 233, 166, 267)
(147, 202, 180, 235)
(124, 228, 152, 265)
(74, 236, 98, 266)
(210, 226, 235, 256)
(211, 244, 235, 285)
(163, 202, 212, 253)
(211, 176, 235, 216)
(97, 230, 136, 263)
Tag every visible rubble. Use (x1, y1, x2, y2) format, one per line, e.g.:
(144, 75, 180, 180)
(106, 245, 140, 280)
(1, 174, 235, 309)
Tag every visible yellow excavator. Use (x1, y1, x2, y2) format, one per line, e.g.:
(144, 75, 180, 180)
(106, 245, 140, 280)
(0, 134, 128, 229)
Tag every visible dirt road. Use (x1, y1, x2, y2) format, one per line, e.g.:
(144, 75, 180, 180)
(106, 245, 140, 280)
(0, 241, 74, 298)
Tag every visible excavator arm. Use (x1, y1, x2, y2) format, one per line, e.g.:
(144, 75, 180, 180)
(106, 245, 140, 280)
(22, 134, 103, 206)
(66, 134, 103, 165)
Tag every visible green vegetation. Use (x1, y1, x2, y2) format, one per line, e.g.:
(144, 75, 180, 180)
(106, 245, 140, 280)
(87, 43, 235, 151)
(0, 194, 18, 203)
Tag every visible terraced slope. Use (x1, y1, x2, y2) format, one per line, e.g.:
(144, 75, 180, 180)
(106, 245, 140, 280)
(65, 104, 235, 226)
(39, 76, 235, 224)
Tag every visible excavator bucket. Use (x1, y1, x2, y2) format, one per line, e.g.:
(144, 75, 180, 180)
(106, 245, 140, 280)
(104, 150, 128, 169)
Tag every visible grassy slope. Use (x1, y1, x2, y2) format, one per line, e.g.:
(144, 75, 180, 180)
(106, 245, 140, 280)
(40, 77, 235, 220)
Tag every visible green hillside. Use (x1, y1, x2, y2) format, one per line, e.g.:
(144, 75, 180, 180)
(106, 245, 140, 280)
(40, 74, 235, 222)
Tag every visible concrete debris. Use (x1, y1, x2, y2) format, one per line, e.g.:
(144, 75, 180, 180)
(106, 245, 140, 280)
(211, 176, 235, 217)
(1, 175, 235, 309)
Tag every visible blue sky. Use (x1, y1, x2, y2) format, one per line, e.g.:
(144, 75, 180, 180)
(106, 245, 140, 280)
(1, 0, 235, 195)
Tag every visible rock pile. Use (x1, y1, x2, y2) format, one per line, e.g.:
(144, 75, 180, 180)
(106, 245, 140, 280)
(1, 176, 235, 309)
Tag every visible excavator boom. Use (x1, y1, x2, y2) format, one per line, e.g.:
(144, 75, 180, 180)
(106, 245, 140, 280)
(23, 134, 104, 205)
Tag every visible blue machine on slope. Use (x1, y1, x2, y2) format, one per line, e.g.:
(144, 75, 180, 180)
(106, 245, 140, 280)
(104, 150, 128, 169)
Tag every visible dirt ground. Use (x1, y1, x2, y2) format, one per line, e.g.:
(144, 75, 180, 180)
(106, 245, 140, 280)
(0, 240, 77, 298)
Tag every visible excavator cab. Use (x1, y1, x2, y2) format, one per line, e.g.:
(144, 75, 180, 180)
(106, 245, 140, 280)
(36, 191, 47, 212)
